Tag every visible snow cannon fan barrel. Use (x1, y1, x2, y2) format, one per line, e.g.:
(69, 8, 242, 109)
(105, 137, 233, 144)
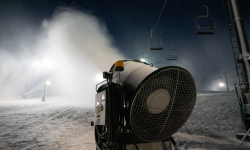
(94, 59, 196, 149)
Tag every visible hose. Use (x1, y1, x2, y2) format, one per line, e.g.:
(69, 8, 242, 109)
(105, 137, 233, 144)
(169, 136, 180, 150)
(95, 83, 128, 150)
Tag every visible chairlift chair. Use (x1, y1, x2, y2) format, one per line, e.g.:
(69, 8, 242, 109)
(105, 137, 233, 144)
(154, 61, 162, 68)
(148, 29, 163, 50)
(195, 5, 216, 35)
(141, 52, 150, 63)
(167, 55, 178, 60)
(142, 52, 147, 58)
(167, 43, 178, 60)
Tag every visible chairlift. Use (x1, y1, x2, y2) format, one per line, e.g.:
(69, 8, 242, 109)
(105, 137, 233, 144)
(148, 29, 163, 50)
(141, 52, 150, 63)
(142, 52, 147, 58)
(167, 43, 178, 60)
(154, 61, 162, 68)
(194, 5, 216, 35)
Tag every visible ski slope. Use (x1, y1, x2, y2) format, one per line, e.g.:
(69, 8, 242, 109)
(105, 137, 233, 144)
(0, 92, 249, 150)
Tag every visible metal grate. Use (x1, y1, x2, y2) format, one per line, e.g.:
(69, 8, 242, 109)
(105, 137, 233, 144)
(130, 67, 196, 142)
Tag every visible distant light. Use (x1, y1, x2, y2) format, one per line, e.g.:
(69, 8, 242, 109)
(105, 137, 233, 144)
(46, 81, 51, 85)
(141, 59, 145, 62)
(219, 82, 224, 87)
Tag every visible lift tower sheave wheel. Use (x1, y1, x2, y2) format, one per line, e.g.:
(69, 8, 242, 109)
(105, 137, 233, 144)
(195, 5, 216, 35)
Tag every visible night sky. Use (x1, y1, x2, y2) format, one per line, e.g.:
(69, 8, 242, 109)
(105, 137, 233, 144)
(0, 0, 250, 95)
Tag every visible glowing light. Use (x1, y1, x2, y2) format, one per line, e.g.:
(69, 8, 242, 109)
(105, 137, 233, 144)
(141, 59, 145, 62)
(219, 82, 224, 87)
(46, 81, 51, 85)
(96, 74, 103, 82)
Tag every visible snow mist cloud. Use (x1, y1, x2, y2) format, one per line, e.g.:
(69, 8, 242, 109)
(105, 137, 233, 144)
(0, 7, 124, 106)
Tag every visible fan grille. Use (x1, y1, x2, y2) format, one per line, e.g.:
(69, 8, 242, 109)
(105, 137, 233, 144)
(130, 67, 196, 142)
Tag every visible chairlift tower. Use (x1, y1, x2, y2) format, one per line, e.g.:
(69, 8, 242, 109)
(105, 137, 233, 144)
(220, 72, 230, 92)
(224, 0, 250, 143)
(224, 72, 230, 92)
(42, 67, 47, 102)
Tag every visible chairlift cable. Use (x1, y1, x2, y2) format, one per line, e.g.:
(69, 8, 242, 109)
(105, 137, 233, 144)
(153, 0, 169, 30)
(173, 0, 209, 41)
(149, 0, 170, 50)
(157, 0, 180, 38)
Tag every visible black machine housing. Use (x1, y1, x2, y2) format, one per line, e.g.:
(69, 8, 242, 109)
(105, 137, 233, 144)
(94, 59, 196, 150)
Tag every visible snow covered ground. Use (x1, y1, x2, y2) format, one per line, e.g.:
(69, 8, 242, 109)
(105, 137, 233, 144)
(175, 91, 250, 150)
(0, 96, 95, 150)
(0, 92, 250, 150)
